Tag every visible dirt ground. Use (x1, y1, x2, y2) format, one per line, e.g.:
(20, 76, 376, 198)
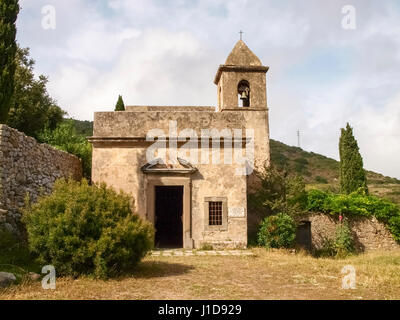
(1, 248, 400, 300)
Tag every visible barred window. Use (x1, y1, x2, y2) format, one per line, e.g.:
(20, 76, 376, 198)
(204, 197, 227, 231)
(209, 201, 223, 226)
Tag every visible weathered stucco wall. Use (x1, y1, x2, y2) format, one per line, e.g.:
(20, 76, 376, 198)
(91, 143, 248, 249)
(0, 125, 82, 235)
(299, 213, 399, 251)
(91, 107, 270, 248)
(91, 146, 147, 216)
(191, 157, 247, 249)
(92, 110, 270, 181)
(93, 110, 253, 136)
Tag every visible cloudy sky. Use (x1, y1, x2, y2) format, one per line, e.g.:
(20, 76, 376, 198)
(16, 0, 400, 178)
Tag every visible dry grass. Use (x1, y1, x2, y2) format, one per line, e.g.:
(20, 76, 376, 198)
(369, 184, 400, 205)
(1, 248, 400, 300)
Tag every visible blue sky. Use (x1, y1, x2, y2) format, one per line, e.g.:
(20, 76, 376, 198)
(15, 0, 400, 178)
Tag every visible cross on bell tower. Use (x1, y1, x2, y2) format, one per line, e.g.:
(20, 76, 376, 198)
(239, 30, 243, 40)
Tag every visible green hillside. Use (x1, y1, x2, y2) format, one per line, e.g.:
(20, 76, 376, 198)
(270, 139, 400, 204)
(69, 118, 93, 137)
(70, 119, 400, 204)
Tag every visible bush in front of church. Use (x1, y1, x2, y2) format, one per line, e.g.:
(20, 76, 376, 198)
(23, 178, 154, 279)
(257, 213, 296, 249)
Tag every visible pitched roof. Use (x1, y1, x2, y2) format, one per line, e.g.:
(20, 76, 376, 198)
(225, 40, 262, 66)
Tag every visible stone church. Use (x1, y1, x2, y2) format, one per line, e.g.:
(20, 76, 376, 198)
(89, 40, 271, 249)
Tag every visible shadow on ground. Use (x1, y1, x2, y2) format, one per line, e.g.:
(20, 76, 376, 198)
(116, 261, 195, 280)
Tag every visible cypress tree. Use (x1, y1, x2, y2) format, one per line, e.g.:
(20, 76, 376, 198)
(0, 0, 19, 123)
(115, 95, 125, 111)
(339, 123, 368, 194)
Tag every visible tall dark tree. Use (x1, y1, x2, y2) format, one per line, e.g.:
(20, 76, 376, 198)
(115, 95, 125, 111)
(339, 123, 368, 194)
(6, 47, 65, 138)
(0, 0, 20, 122)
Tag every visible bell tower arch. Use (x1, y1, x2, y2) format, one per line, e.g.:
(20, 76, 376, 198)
(214, 40, 269, 111)
(238, 79, 250, 107)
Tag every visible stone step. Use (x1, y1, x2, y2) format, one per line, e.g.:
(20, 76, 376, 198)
(149, 250, 254, 257)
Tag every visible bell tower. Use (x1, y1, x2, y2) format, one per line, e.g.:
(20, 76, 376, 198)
(215, 40, 272, 238)
(214, 40, 269, 111)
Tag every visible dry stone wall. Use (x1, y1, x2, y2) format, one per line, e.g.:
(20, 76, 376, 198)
(299, 213, 399, 251)
(0, 125, 82, 236)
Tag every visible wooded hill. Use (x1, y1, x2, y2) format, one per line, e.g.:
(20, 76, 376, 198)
(270, 139, 400, 204)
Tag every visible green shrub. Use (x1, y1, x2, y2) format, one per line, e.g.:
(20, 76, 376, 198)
(306, 189, 400, 242)
(39, 120, 92, 179)
(294, 157, 309, 174)
(270, 152, 289, 169)
(315, 238, 336, 258)
(257, 213, 296, 249)
(315, 223, 354, 258)
(286, 175, 307, 209)
(248, 165, 287, 216)
(315, 176, 328, 184)
(200, 243, 214, 251)
(248, 165, 306, 217)
(23, 179, 154, 279)
(0, 229, 40, 279)
(0, 229, 31, 267)
(294, 157, 308, 165)
(388, 216, 400, 242)
(333, 222, 354, 258)
(305, 189, 328, 212)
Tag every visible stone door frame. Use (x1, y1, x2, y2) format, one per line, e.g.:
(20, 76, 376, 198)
(146, 175, 192, 249)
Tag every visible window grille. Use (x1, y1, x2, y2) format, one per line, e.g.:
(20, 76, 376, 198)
(209, 201, 223, 226)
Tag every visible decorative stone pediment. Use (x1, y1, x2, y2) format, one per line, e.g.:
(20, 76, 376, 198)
(141, 157, 197, 174)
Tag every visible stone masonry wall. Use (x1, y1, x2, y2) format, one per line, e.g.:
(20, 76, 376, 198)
(0, 125, 82, 236)
(299, 213, 399, 251)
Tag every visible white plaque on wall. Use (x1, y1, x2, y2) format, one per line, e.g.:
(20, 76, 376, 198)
(228, 206, 245, 218)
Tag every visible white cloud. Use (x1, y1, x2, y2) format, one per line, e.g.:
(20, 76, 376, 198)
(49, 29, 215, 120)
(354, 94, 400, 178)
(15, 0, 400, 178)
(65, 25, 141, 63)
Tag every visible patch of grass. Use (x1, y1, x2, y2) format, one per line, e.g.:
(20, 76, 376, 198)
(199, 243, 214, 251)
(369, 185, 400, 205)
(315, 176, 328, 184)
(0, 230, 40, 284)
